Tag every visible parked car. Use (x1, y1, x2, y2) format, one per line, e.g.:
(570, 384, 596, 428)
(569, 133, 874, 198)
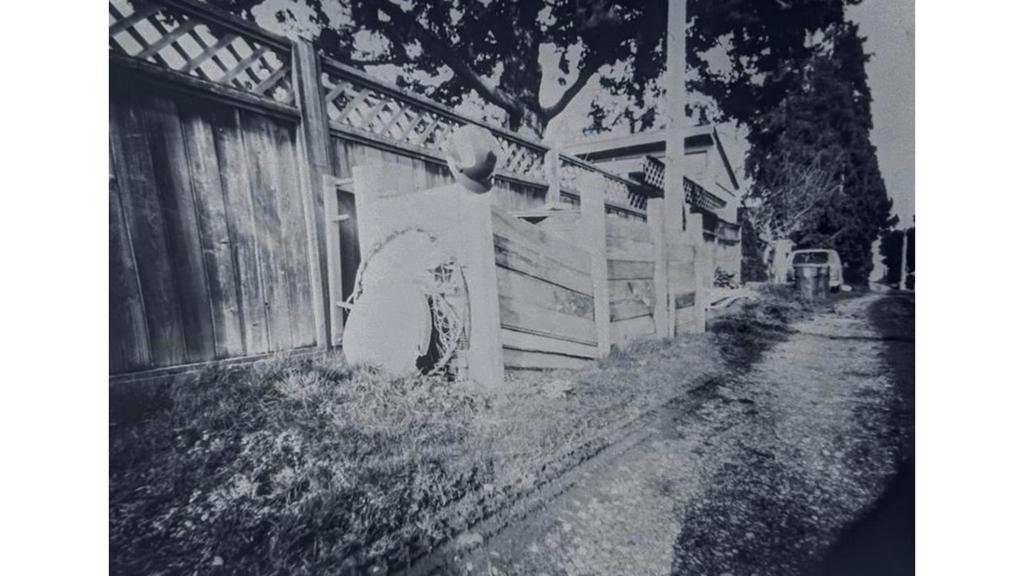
(785, 249, 844, 290)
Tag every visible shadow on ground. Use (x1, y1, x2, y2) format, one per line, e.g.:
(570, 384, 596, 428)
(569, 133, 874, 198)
(671, 293, 914, 576)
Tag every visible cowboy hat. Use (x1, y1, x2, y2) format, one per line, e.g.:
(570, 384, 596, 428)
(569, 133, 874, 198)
(444, 124, 501, 194)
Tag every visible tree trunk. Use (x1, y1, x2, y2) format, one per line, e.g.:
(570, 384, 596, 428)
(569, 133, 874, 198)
(508, 106, 546, 138)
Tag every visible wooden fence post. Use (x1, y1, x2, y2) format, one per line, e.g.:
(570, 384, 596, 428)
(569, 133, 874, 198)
(691, 212, 708, 333)
(461, 194, 505, 388)
(544, 149, 561, 205)
(580, 172, 611, 356)
(293, 39, 334, 348)
(648, 197, 670, 338)
(321, 175, 352, 347)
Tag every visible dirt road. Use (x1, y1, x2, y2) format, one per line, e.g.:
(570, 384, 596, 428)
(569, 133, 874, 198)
(455, 293, 914, 576)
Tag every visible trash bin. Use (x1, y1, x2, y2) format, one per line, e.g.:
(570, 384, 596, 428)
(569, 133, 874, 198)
(794, 263, 830, 300)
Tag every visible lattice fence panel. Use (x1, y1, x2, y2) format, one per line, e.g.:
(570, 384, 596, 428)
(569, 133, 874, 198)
(559, 157, 648, 215)
(685, 179, 728, 212)
(642, 156, 666, 190)
(322, 72, 546, 182)
(641, 155, 726, 212)
(109, 0, 294, 105)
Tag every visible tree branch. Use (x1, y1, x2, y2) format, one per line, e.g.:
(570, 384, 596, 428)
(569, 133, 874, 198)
(540, 55, 603, 121)
(376, 1, 522, 116)
(348, 56, 407, 67)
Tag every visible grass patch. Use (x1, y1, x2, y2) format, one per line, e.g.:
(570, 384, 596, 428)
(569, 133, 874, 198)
(110, 357, 486, 575)
(111, 291, 807, 574)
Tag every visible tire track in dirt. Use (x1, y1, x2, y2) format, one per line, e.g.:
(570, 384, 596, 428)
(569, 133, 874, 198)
(423, 294, 912, 576)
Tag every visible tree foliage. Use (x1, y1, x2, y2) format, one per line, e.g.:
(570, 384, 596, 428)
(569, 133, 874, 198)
(210, 0, 895, 283)
(743, 21, 895, 284)
(687, 0, 853, 124)
(211, 0, 666, 137)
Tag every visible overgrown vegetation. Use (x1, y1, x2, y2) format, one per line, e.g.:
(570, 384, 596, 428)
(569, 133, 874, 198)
(708, 285, 809, 371)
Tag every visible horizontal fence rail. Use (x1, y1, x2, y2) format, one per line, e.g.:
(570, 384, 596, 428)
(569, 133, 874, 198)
(641, 156, 726, 211)
(109, 0, 295, 106)
(559, 154, 649, 219)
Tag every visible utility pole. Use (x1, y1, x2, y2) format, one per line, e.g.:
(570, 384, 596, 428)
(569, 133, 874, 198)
(899, 228, 909, 291)
(664, 0, 688, 234)
(665, 0, 707, 331)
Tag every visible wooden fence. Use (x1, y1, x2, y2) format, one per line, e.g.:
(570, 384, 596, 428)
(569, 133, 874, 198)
(492, 209, 600, 370)
(108, 0, 699, 381)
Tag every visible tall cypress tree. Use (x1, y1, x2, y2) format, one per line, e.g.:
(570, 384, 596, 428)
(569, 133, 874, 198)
(743, 21, 895, 284)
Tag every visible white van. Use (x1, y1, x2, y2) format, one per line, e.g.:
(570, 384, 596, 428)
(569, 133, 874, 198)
(786, 249, 844, 290)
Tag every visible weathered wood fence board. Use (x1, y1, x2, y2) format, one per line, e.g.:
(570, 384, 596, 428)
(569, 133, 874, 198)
(600, 214, 659, 345)
(498, 295, 599, 347)
(109, 146, 152, 371)
(209, 106, 270, 356)
(492, 215, 601, 367)
(500, 330, 600, 360)
(495, 267, 594, 319)
(178, 99, 245, 359)
(109, 72, 318, 374)
(502, 348, 593, 371)
(110, 89, 189, 370)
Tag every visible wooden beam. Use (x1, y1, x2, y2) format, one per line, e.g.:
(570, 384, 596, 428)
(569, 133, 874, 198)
(293, 39, 334, 348)
(664, 0, 688, 234)
(648, 197, 671, 337)
(109, 53, 299, 120)
(580, 172, 611, 356)
(544, 148, 561, 205)
(323, 176, 347, 347)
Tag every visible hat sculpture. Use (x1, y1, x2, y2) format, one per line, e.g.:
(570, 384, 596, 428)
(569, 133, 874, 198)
(444, 124, 501, 193)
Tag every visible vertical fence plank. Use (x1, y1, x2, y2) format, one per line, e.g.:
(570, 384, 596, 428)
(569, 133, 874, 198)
(243, 112, 294, 351)
(109, 144, 152, 372)
(178, 100, 246, 358)
(211, 106, 270, 355)
(691, 212, 709, 333)
(109, 90, 188, 367)
(461, 193, 505, 387)
(544, 148, 561, 205)
(648, 197, 670, 338)
(580, 172, 611, 356)
(292, 40, 332, 348)
(272, 120, 318, 348)
(143, 94, 218, 363)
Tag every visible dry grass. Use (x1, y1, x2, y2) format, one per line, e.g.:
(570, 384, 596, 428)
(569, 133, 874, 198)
(110, 356, 485, 575)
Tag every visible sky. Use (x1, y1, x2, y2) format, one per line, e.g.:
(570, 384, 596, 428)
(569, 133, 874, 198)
(848, 0, 915, 226)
